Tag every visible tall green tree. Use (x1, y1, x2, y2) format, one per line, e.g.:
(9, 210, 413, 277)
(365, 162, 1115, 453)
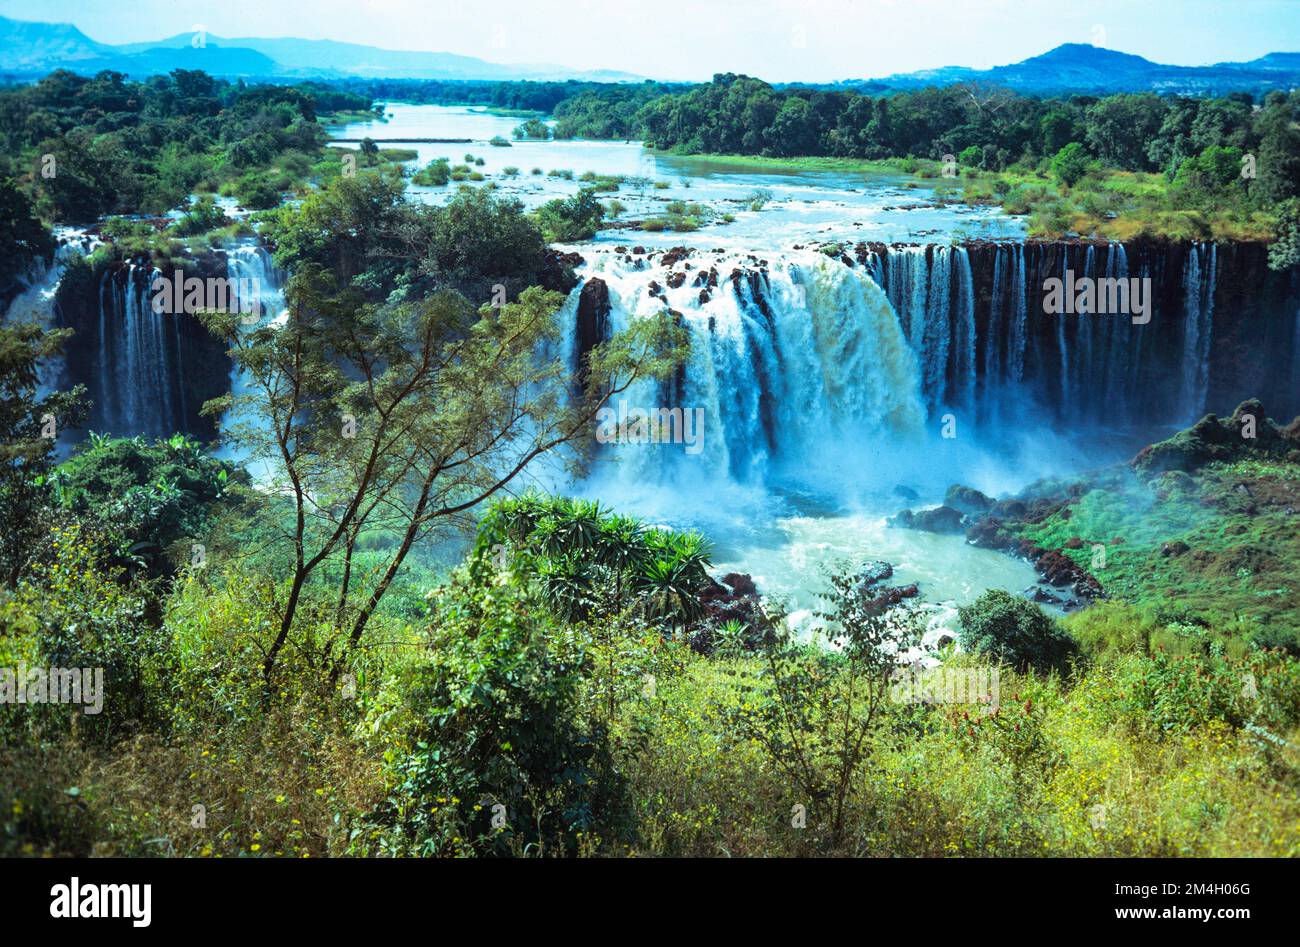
(201, 268, 687, 681)
(0, 324, 85, 585)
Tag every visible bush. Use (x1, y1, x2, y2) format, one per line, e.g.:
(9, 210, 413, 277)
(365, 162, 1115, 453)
(1051, 142, 1091, 188)
(958, 589, 1077, 674)
(533, 187, 606, 242)
(49, 434, 243, 579)
(362, 567, 629, 856)
(412, 158, 450, 186)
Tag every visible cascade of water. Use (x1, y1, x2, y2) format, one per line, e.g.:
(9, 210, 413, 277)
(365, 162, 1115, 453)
(1076, 244, 1096, 420)
(213, 243, 289, 467)
(921, 247, 952, 412)
(952, 246, 976, 414)
(1179, 243, 1217, 420)
(1010, 243, 1028, 384)
(570, 249, 925, 489)
(1, 237, 91, 402)
(1057, 247, 1071, 412)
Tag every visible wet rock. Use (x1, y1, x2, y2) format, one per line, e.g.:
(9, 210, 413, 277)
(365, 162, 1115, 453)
(965, 518, 1014, 551)
(893, 484, 920, 502)
(575, 278, 610, 381)
(891, 505, 965, 534)
(990, 499, 1028, 520)
(854, 560, 895, 588)
(660, 246, 690, 268)
(944, 484, 993, 515)
(1133, 399, 1294, 477)
(1025, 585, 1064, 605)
(721, 572, 757, 596)
(1036, 550, 1080, 587)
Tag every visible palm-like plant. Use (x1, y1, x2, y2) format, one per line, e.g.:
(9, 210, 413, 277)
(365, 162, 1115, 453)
(532, 498, 606, 559)
(537, 554, 599, 623)
(633, 529, 712, 637)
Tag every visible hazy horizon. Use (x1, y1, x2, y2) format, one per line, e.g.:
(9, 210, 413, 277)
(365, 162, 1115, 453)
(4, 0, 1299, 83)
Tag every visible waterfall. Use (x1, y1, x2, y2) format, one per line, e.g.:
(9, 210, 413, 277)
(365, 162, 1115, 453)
(570, 248, 924, 489)
(213, 243, 288, 473)
(876, 245, 974, 414)
(1009, 244, 1027, 384)
(564, 237, 1295, 488)
(2, 235, 93, 402)
(90, 261, 185, 436)
(953, 247, 976, 414)
(1179, 243, 1217, 421)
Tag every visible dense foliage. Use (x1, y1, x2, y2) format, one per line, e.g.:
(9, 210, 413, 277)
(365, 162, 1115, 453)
(0, 68, 369, 221)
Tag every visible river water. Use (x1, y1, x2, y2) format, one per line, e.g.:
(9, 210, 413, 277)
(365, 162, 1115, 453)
(329, 104, 1053, 636)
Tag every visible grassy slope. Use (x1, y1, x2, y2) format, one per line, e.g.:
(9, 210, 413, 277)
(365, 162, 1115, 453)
(1007, 403, 1300, 640)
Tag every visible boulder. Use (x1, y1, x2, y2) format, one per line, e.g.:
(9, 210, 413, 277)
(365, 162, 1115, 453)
(909, 505, 965, 534)
(721, 572, 757, 596)
(944, 484, 993, 515)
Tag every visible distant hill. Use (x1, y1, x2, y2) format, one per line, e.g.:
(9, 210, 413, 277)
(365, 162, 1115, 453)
(862, 43, 1300, 95)
(0, 15, 113, 70)
(2, 16, 1297, 94)
(0, 15, 645, 82)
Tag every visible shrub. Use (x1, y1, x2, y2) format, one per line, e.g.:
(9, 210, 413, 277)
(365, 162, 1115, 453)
(412, 158, 451, 186)
(958, 589, 1077, 674)
(533, 187, 606, 242)
(362, 566, 629, 856)
(1052, 142, 1091, 188)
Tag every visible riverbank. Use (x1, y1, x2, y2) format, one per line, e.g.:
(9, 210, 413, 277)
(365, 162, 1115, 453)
(657, 151, 1278, 243)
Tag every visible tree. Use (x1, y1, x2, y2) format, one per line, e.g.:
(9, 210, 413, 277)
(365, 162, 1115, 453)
(1084, 94, 1166, 170)
(957, 589, 1076, 674)
(1040, 109, 1078, 156)
(0, 179, 54, 289)
(533, 187, 606, 243)
(0, 324, 86, 586)
(423, 187, 548, 299)
(200, 268, 687, 682)
(1268, 197, 1300, 271)
(724, 564, 922, 846)
(1253, 92, 1300, 204)
(1051, 142, 1090, 187)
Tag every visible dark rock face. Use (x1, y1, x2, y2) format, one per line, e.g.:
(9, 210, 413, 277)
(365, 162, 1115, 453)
(575, 277, 610, 381)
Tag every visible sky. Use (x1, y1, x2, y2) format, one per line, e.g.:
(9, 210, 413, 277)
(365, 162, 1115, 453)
(6, 0, 1300, 82)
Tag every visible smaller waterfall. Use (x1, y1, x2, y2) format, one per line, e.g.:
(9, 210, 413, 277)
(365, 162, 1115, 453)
(2, 233, 95, 401)
(1179, 243, 1217, 421)
(91, 261, 186, 436)
(213, 243, 288, 473)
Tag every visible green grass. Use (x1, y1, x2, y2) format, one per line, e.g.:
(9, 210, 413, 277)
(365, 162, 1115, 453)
(1014, 458, 1300, 631)
(654, 151, 1279, 241)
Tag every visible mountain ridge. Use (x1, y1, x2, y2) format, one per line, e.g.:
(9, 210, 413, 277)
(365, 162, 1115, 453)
(2, 16, 1298, 93)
